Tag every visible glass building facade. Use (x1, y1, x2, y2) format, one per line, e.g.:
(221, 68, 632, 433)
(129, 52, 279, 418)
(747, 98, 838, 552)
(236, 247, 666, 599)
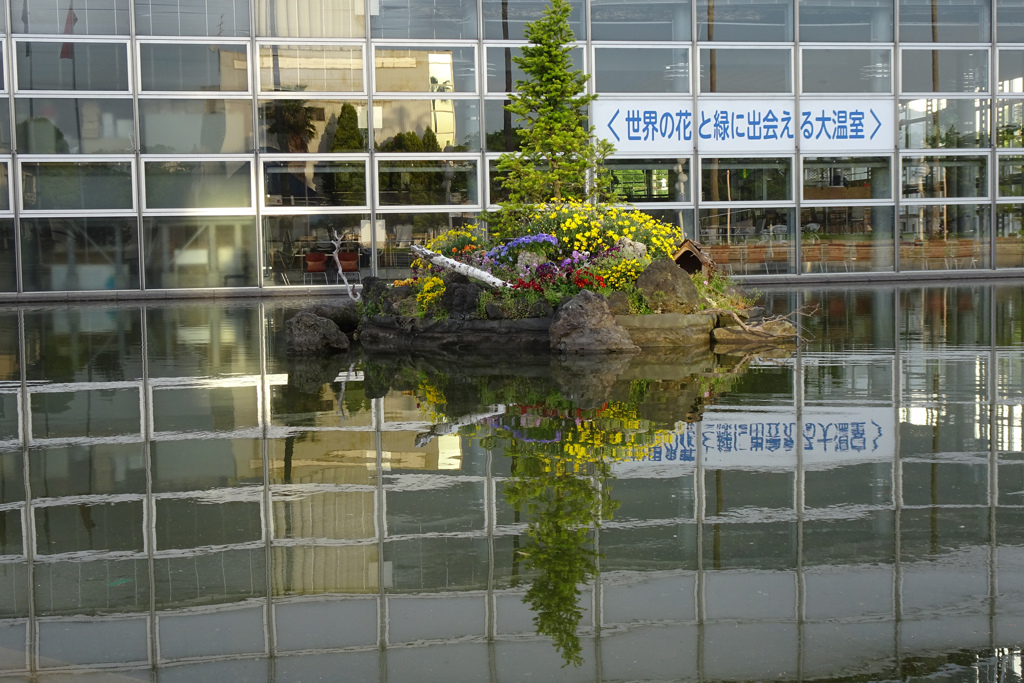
(0, 0, 1022, 296)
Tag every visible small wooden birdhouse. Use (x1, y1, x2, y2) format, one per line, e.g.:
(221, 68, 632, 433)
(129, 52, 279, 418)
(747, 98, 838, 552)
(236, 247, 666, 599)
(672, 239, 715, 280)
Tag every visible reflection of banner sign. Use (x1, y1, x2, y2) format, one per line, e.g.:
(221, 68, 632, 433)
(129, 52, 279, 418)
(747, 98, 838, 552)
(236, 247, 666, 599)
(593, 99, 894, 155)
(628, 407, 894, 471)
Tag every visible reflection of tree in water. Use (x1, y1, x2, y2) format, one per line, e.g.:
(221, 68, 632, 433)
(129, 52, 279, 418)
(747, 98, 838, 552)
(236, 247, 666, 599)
(488, 383, 676, 666)
(392, 354, 763, 666)
(503, 434, 615, 666)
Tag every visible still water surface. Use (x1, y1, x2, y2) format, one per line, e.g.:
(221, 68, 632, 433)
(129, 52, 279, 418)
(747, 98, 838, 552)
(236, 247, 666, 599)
(0, 283, 1022, 681)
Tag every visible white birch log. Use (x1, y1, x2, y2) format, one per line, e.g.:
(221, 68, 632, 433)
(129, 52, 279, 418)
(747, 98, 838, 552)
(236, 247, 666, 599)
(410, 245, 511, 288)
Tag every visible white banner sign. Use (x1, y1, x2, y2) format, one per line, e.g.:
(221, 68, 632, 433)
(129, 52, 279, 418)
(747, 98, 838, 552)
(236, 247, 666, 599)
(798, 99, 894, 153)
(594, 99, 894, 155)
(593, 100, 694, 154)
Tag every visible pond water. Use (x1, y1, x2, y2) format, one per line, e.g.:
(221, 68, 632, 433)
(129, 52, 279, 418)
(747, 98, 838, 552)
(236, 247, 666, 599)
(0, 282, 1022, 682)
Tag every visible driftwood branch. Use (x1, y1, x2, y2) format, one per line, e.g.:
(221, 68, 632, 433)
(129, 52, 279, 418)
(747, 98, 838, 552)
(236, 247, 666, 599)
(702, 304, 817, 343)
(410, 245, 511, 288)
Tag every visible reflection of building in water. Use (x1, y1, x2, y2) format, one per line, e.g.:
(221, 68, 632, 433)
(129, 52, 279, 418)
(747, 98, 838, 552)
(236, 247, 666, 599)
(0, 289, 1022, 677)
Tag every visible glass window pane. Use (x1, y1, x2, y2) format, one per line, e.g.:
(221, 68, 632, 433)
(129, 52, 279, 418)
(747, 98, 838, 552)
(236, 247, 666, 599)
(700, 48, 791, 93)
(258, 99, 367, 153)
(263, 160, 365, 207)
(798, 0, 893, 42)
(135, 0, 250, 36)
(700, 157, 793, 202)
(485, 46, 583, 93)
(140, 44, 248, 92)
(259, 45, 362, 92)
(484, 99, 523, 153)
(0, 164, 9, 210)
(999, 50, 1024, 94)
(641, 208, 694, 239)
(899, 204, 990, 270)
(375, 99, 479, 152)
(15, 98, 134, 154)
(998, 155, 1024, 197)
(607, 158, 691, 202)
(142, 216, 258, 288)
(488, 157, 509, 204)
(263, 213, 369, 287)
(22, 161, 133, 210)
(20, 217, 139, 291)
(595, 48, 689, 94)
(0, 101, 12, 153)
(592, 0, 690, 41)
(372, 0, 477, 40)
(997, 99, 1024, 147)
(995, 205, 1024, 269)
(999, 0, 1024, 43)
(255, 0, 364, 38)
(0, 219, 14, 292)
(802, 48, 891, 94)
(899, 0, 990, 42)
(17, 42, 128, 91)
(144, 161, 252, 209)
(378, 160, 478, 206)
(901, 155, 987, 199)
(482, 0, 583, 40)
(374, 47, 475, 93)
(139, 99, 252, 154)
(697, 0, 793, 41)
(901, 49, 989, 93)
(900, 98, 990, 148)
(697, 207, 796, 274)
(800, 206, 895, 273)
(375, 211, 478, 277)
(17, 0, 130, 35)
(803, 156, 891, 200)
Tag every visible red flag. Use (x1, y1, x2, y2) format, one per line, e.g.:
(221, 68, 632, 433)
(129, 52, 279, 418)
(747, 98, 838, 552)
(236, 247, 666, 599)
(59, 3, 77, 59)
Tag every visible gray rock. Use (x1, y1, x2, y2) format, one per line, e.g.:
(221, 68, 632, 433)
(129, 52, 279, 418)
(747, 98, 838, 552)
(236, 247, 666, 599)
(528, 299, 555, 318)
(360, 316, 552, 355)
(615, 312, 716, 347)
(442, 271, 471, 285)
(441, 282, 485, 319)
(303, 300, 361, 335)
(605, 290, 631, 315)
(361, 276, 390, 314)
(635, 258, 700, 314)
(287, 311, 350, 355)
(485, 301, 507, 319)
(718, 305, 764, 327)
(615, 237, 647, 260)
(712, 319, 797, 346)
(549, 290, 639, 355)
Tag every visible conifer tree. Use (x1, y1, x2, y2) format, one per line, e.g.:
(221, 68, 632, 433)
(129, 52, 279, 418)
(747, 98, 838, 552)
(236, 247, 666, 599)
(487, 0, 614, 238)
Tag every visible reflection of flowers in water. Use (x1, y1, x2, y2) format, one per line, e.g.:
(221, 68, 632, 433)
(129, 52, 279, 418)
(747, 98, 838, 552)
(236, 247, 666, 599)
(491, 394, 674, 667)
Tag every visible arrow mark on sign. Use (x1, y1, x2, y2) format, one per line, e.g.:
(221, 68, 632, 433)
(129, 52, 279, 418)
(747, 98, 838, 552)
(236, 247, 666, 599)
(607, 109, 621, 142)
(870, 109, 882, 140)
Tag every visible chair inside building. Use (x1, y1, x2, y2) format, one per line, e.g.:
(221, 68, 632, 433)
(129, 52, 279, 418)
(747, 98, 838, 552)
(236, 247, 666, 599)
(303, 252, 328, 284)
(337, 251, 361, 284)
